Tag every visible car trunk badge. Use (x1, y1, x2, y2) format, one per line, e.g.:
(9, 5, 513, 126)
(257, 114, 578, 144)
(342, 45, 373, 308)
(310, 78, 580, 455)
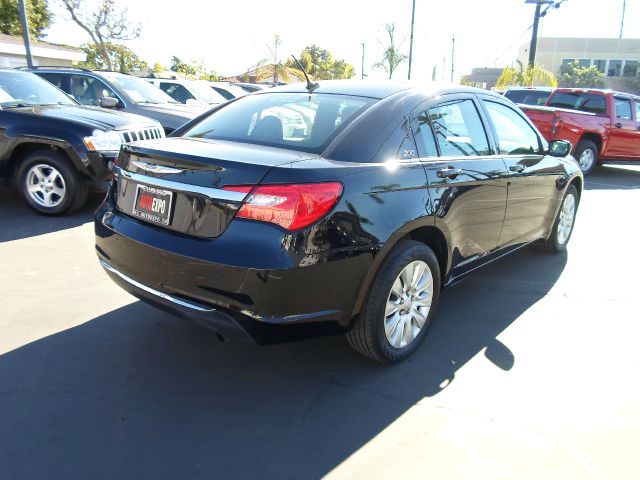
(131, 160, 184, 175)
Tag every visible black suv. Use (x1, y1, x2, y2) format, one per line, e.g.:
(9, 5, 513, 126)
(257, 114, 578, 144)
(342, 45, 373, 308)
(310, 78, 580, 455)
(0, 69, 163, 215)
(28, 67, 204, 134)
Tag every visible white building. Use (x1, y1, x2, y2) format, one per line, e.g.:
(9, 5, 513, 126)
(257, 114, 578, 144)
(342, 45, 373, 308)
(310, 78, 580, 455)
(0, 33, 85, 68)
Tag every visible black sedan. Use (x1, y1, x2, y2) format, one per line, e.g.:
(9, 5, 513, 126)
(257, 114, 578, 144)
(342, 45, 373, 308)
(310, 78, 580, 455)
(95, 80, 582, 363)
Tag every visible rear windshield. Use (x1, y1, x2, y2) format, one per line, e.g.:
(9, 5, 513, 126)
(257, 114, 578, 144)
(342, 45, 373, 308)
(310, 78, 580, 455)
(547, 92, 607, 115)
(182, 92, 376, 154)
(504, 90, 551, 106)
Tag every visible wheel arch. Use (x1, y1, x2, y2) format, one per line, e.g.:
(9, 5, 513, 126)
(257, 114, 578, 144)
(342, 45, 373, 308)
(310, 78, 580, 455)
(351, 220, 450, 318)
(578, 133, 603, 156)
(7, 141, 85, 180)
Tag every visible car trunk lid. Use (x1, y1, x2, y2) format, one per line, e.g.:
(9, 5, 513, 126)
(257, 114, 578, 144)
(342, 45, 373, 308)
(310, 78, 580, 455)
(114, 137, 315, 238)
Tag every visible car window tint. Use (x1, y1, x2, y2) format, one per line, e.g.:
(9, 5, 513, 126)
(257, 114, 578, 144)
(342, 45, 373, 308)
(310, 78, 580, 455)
(483, 101, 540, 155)
(415, 112, 439, 157)
(38, 73, 65, 91)
(614, 97, 633, 120)
(183, 93, 375, 154)
(69, 75, 117, 106)
(160, 83, 194, 104)
(504, 90, 550, 106)
(428, 100, 490, 157)
(547, 92, 607, 115)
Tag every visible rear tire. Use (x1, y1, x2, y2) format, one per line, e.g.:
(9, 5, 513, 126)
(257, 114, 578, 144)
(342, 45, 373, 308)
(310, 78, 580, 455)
(541, 185, 579, 253)
(16, 150, 88, 216)
(574, 140, 598, 176)
(346, 240, 441, 363)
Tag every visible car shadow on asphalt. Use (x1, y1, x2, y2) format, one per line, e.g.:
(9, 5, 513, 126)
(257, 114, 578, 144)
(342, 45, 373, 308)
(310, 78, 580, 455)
(0, 188, 104, 243)
(0, 246, 566, 479)
(584, 165, 640, 191)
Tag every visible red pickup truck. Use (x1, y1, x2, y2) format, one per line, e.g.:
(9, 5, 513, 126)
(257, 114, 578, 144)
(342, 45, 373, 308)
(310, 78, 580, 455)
(520, 88, 640, 174)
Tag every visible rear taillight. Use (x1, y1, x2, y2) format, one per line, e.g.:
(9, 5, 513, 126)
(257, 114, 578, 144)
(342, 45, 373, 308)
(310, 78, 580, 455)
(223, 183, 343, 231)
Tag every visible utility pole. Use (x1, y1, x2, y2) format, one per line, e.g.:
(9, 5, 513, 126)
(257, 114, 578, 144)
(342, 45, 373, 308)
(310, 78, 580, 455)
(18, 0, 33, 68)
(528, 1, 543, 68)
(450, 34, 455, 82)
(361, 43, 365, 79)
(620, 0, 626, 38)
(407, 0, 416, 80)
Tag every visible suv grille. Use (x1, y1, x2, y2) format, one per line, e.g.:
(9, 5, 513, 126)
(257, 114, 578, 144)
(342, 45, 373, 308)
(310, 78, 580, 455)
(119, 127, 164, 143)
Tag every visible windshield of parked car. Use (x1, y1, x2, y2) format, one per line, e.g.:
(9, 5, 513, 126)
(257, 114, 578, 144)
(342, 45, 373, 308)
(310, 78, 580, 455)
(100, 73, 177, 104)
(182, 92, 376, 154)
(0, 71, 76, 108)
(547, 92, 608, 115)
(190, 81, 227, 104)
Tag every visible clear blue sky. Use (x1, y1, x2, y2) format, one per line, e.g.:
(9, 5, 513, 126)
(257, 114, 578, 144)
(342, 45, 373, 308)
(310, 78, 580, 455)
(43, 0, 639, 81)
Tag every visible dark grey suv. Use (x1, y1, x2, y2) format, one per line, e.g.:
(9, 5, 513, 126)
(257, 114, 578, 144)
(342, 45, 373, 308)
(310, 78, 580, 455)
(28, 67, 205, 134)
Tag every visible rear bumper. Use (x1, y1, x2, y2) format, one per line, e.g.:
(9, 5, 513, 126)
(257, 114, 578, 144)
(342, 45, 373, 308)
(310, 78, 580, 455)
(95, 199, 375, 344)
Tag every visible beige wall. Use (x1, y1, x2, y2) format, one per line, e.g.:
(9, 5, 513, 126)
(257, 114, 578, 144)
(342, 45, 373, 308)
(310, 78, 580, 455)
(0, 54, 77, 68)
(517, 37, 640, 87)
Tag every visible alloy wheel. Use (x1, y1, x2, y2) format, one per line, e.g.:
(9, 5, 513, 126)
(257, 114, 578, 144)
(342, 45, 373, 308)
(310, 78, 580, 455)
(557, 193, 576, 245)
(25, 164, 66, 208)
(384, 260, 434, 349)
(578, 149, 594, 172)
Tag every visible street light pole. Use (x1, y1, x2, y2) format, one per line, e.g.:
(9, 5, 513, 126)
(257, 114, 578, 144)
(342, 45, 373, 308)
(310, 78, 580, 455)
(18, 0, 33, 68)
(407, 0, 416, 80)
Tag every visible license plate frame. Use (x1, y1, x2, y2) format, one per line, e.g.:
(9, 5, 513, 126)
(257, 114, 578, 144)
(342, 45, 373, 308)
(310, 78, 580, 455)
(132, 183, 174, 226)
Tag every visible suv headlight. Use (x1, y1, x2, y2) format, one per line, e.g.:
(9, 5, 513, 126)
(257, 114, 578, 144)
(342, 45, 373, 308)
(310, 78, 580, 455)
(84, 130, 122, 152)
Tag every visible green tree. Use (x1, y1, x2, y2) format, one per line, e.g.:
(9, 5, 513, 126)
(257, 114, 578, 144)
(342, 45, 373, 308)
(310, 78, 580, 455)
(152, 62, 165, 73)
(496, 60, 558, 88)
(290, 45, 355, 80)
(558, 60, 606, 88)
(0, 0, 52, 39)
(170, 56, 217, 80)
(61, 0, 140, 71)
(79, 42, 148, 72)
(374, 23, 407, 79)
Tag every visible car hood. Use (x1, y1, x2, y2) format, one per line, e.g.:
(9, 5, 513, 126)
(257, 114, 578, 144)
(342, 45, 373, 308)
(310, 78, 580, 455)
(135, 103, 209, 119)
(12, 104, 158, 130)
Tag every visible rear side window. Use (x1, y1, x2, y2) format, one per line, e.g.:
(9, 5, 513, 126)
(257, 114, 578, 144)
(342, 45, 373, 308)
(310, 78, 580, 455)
(614, 97, 633, 120)
(483, 101, 541, 155)
(547, 92, 607, 115)
(415, 112, 439, 157)
(160, 83, 195, 104)
(38, 73, 65, 91)
(427, 100, 490, 157)
(183, 92, 375, 154)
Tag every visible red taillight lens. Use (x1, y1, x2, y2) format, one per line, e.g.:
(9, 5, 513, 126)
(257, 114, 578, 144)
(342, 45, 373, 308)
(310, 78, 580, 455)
(223, 183, 343, 231)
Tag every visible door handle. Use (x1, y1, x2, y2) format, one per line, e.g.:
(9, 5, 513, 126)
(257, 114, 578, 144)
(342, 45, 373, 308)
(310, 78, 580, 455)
(509, 163, 526, 173)
(436, 167, 463, 179)
(615, 122, 623, 128)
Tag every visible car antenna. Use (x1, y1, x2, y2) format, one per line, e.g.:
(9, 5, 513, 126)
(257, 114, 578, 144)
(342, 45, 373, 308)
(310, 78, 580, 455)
(291, 55, 319, 93)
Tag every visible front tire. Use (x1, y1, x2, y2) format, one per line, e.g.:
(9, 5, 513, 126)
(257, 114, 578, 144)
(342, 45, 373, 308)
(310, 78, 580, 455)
(347, 240, 441, 363)
(16, 150, 88, 216)
(541, 185, 579, 253)
(575, 139, 598, 175)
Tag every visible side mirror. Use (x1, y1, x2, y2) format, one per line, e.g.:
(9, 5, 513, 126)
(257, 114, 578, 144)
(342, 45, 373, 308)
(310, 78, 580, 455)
(548, 139, 572, 157)
(100, 97, 119, 109)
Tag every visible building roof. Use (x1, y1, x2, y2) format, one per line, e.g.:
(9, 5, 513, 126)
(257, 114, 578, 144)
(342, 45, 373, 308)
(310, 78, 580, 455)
(0, 33, 84, 62)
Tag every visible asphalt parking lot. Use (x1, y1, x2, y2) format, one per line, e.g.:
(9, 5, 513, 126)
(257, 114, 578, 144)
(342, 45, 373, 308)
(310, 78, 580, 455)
(1, 166, 639, 480)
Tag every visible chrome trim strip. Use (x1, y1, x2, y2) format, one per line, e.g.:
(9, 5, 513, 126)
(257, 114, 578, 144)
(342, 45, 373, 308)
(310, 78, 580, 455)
(99, 259, 215, 312)
(114, 167, 247, 202)
(131, 160, 184, 174)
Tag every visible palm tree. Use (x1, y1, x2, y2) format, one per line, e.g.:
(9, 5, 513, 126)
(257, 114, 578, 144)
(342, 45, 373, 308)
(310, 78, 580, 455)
(373, 23, 407, 79)
(496, 60, 558, 88)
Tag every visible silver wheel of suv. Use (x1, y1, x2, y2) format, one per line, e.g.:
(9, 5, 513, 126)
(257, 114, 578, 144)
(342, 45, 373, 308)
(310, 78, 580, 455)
(557, 192, 576, 245)
(25, 163, 66, 208)
(385, 260, 434, 349)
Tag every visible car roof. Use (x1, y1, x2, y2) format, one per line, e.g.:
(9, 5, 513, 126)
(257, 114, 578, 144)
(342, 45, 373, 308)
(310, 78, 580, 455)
(505, 86, 555, 92)
(262, 79, 502, 101)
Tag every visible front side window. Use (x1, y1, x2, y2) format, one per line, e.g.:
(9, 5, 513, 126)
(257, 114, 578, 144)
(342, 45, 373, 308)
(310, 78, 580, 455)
(100, 73, 175, 104)
(547, 92, 607, 115)
(182, 92, 375, 154)
(483, 101, 540, 155)
(0, 71, 75, 107)
(416, 112, 439, 157)
(427, 100, 490, 157)
(160, 83, 195, 104)
(69, 75, 117, 106)
(615, 97, 633, 120)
